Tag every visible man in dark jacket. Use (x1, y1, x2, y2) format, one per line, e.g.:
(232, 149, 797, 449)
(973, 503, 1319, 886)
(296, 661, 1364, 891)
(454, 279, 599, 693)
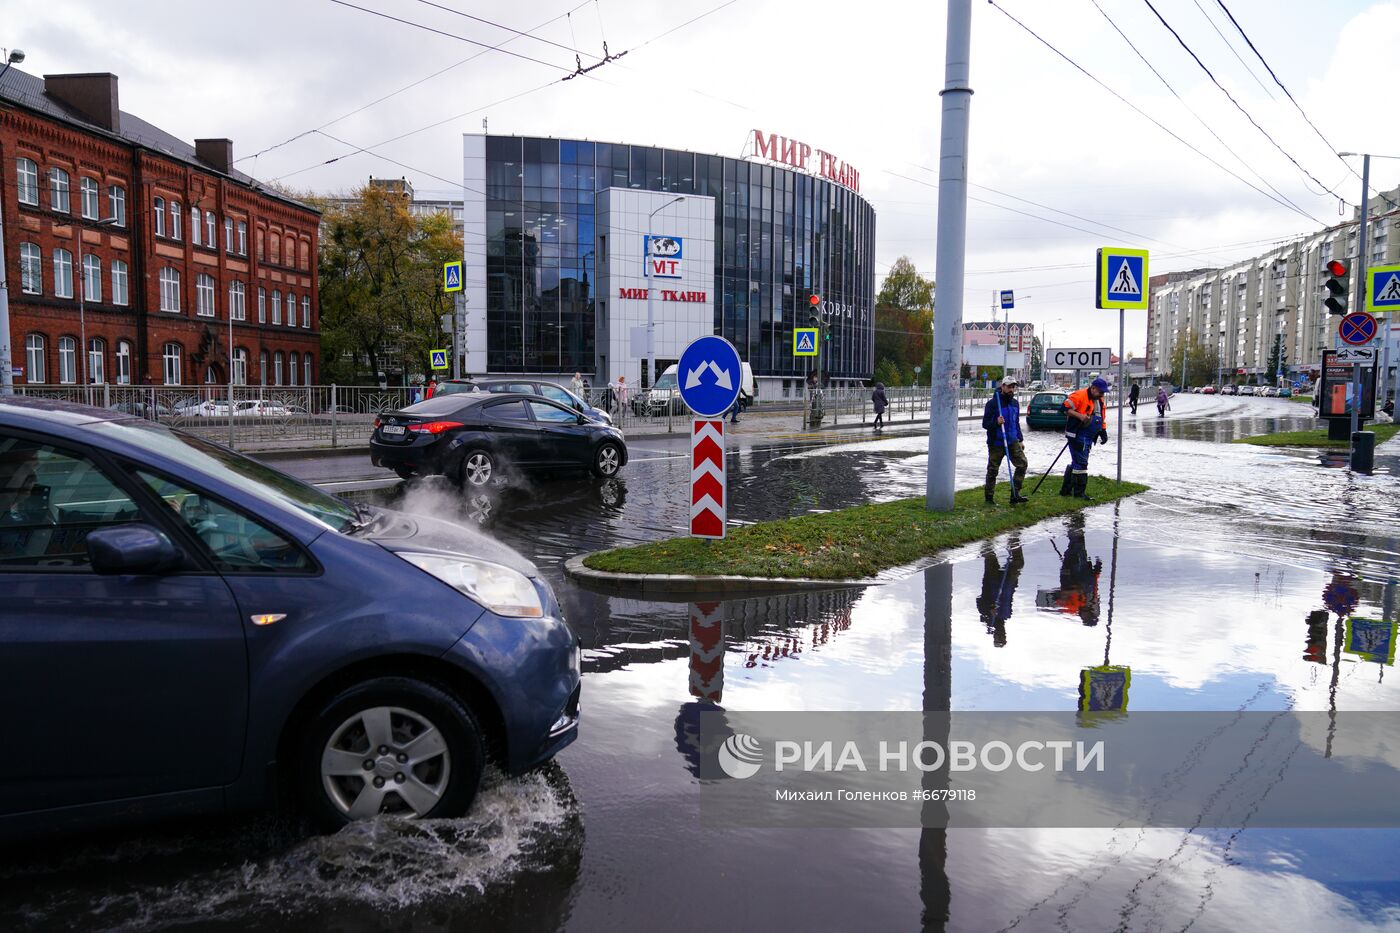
(983, 378, 1028, 504)
(871, 382, 888, 431)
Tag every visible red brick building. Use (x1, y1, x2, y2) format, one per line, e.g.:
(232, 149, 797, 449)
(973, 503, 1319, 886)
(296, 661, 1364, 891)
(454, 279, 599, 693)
(1, 68, 320, 388)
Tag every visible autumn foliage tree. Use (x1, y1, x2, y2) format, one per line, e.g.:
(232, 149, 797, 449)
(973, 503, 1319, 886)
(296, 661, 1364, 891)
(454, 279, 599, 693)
(872, 256, 935, 385)
(314, 185, 462, 383)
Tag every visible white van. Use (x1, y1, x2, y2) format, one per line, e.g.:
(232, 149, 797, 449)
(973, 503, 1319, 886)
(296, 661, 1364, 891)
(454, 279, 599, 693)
(633, 361, 756, 416)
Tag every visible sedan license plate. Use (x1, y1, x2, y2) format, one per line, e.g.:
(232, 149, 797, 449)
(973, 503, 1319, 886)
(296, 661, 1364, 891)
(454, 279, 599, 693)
(383, 424, 406, 436)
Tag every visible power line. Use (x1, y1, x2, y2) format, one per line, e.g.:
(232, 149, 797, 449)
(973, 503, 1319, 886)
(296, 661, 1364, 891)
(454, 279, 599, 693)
(985, 0, 1327, 227)
(1137, 0, 1344, 201)
(1186, 0, 1274, 99)
(1086, 0, 1316, 221)
(239, 0, 594, 164)
(1212, 0, 1381, 197)
(409, 0, 598, 59)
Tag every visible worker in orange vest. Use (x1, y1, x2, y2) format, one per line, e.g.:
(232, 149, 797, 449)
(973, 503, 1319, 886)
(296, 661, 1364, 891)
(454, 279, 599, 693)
(1059, 378, 1110, 499)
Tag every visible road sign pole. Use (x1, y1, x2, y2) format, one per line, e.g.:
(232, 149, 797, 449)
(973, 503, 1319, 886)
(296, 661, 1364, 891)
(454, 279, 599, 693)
(926, 0, 973, 512)
(1117, 308, 1124, 483)
(1351, 155, 1371, 449)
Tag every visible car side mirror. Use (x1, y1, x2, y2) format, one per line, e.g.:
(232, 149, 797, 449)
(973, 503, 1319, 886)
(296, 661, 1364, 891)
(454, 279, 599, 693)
(87, 523, 183, 575)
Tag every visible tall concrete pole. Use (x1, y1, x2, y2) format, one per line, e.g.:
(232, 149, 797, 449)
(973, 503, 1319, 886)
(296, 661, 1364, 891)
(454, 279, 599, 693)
(1350, 154, 1370, 443)
(925, 0, 973, 511)
(0, 192, 12, 394)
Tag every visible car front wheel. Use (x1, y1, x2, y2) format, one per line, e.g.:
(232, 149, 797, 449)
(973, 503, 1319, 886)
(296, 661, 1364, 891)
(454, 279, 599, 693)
(298, 676, 484, 830)
(592, 442, 623, 478)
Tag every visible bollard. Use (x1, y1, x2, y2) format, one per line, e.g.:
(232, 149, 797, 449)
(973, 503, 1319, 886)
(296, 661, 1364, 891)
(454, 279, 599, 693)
(1351, 431, 1375, 474)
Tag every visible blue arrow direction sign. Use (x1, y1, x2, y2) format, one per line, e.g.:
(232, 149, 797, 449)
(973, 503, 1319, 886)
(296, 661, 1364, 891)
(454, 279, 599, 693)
(1368, 263, 1400, 313)
(443, 260, 463, 293)
(1339, 311, 1377, 346)
(678, 335, 743, 417)
(1000, 290, 1014, 310)
(1096, 247, 1149, 310)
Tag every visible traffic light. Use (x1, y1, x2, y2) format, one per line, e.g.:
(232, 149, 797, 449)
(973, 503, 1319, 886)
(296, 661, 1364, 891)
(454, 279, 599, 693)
(808, 294, 822, 326)
(1323, 259, 1349, 315)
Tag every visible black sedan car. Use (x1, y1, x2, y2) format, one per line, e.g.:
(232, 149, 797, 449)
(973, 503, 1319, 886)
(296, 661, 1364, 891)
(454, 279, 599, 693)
(433, 378, 613, 425)
(371, 392, 628, 486)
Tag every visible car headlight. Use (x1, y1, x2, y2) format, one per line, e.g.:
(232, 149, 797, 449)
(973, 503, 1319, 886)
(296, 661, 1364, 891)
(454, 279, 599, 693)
(398, 552, 543, 618)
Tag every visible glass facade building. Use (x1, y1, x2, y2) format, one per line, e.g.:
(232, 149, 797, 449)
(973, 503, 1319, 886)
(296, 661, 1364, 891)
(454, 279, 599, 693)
(475, 135, 876, 384)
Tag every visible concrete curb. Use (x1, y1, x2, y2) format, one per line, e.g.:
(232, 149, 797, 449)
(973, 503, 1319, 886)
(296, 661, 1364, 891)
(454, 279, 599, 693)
(563, 554, 872, 600)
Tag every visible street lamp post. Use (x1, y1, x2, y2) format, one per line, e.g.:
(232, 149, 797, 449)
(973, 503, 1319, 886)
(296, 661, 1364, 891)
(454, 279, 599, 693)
(646, 196, 685, 390)
(0, 49, 26, 395)
(78, 216, 122, 398)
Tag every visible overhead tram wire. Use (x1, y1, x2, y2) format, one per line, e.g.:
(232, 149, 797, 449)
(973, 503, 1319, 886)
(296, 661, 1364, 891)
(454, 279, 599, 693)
(1212, 0, 1379, 195)
(239, 0, 595, 164)
(1186, 0, 1275, 99)
(1087, 0, 1317, 221)
(985, 0, 1328, 228)
(1137, 0, 1347, 201)
(267, 0, 745, 185)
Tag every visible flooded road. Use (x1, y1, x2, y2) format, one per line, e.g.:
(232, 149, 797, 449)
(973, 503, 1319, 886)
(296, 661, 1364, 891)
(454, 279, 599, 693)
(5, 394, 1399, 931)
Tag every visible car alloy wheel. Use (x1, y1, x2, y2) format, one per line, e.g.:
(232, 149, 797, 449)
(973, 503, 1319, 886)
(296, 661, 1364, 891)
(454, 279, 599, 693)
(593, 442, 622, 477)
(300, 676, 484, 829)
(320, 705, 451, 820)
(461, 450, 495, 487)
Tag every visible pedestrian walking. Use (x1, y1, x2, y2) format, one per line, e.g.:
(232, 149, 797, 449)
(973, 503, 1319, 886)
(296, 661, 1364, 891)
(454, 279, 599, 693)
(983, 377, 1029, 504)
(871, 382, 888, 431)
(1128, 383, 1140, 415)
(426, 378, 438, 399)
(1156, 385, 1170, 418)
(1058, 378, 1110, 500)
(613, 375, 629, 414)
(571, 372, 585, 400)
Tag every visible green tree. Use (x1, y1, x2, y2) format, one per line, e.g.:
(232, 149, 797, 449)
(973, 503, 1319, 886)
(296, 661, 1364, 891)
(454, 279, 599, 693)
(873, 358, 901, 387)
(313, 185, 463, 383)
(874, 256, 934, 382)
(1029, 336, 1044, 381)
(1265, 334, 1284, 384)
(1167, 331, 1222, 389)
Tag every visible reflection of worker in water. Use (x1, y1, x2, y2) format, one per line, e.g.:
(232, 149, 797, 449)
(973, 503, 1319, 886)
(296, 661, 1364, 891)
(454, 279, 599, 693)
(976, 535, 1024, 647)
(1038, 516, 1102, 625)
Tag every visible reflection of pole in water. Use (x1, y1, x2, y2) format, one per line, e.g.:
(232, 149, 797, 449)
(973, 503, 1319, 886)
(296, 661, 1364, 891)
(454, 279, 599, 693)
(1326, 615, 1344, 759)
(689, 601, 725, 703)
(919, 562, 952, 930)
(1105, 503, 1120, 666)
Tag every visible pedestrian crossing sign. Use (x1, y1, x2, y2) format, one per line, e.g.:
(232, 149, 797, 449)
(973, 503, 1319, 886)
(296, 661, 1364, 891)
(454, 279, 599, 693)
(794, 327, 819, 356)
(443, 260, 463, 293)
(429, 348, 449, 370)
(1096, 247, 1149, 310)
(1366, 263, 1400, 313)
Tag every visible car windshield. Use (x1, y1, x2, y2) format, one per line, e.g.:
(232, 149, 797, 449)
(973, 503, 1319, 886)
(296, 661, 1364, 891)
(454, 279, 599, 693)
(1032, 393, 1067, 405)
(434, 381, 476, 396)
(91, 419, 359, 532)
(654, 373, 678, 390)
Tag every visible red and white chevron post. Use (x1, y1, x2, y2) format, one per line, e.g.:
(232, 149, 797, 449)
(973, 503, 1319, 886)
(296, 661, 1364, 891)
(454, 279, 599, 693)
(690, 419, 726, 539)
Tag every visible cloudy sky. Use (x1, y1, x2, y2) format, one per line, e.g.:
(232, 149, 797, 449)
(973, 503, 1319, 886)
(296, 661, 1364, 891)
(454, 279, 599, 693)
(12, 0, 1400, 354)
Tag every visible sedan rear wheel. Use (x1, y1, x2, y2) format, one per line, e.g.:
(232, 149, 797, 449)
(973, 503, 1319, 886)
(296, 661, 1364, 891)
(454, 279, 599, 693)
(460, 449, 496, 487)
(299, 676, 484, 830)
(592, 442, 623, 478)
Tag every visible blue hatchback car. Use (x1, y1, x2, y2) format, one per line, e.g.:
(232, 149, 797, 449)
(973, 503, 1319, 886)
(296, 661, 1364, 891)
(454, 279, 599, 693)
(0, 398, 580, 839)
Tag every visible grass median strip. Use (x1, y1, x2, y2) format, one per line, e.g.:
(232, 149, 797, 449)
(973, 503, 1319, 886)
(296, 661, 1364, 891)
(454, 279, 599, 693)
(1232, 424, 1398, 448)
(582, 477, 1149, 581)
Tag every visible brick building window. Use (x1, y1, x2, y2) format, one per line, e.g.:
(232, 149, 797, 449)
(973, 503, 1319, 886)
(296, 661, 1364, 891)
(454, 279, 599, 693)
(298, 239, 309, 270)
(272, 291, 282, 325)
(16, 158, 39, 205)
(273, 351, 284, 386)
(225, 216, 234, 252)
(229, 281, 246, 320)
(237, 221, 247, 255)
(162, 343, 183, 385)
(25, 335, 45, 384)
(108, 185, 126, 226)
(288, 351, 298, 386)
(80, 178, 100, 220)
(302, 296, 311, 328)
(49, 168, 70, 213)
(169, 201, 182, 240)
(270, 232, 281, 265)
(58, 336, 77, 384)
(153, 197, 166, 237)
(19, 243, 41, 294)
(232, 348, 248, 385)
(53, 249, 74, 299)
(258, 287, 266, 323)
(206, 210, 216, 247)
(191, 207, 203, 246)
(87, 338, 105, 384)
(256, 227, 265, 261)
(159, 267, 181, 312)
(111, 260, 129, 306)
(259, 350, 269, 386)
(196, 274, 216, 317)
(82, 254, 102, 302)
(285, 292, 295, 326)
(304, 354, 312, 386)
(116, 340, 132, 385)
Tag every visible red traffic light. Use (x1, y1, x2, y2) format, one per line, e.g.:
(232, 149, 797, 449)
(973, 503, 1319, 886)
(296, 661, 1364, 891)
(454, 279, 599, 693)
(1325, 260, 1348, 277)
(809, 295, 821, 306)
